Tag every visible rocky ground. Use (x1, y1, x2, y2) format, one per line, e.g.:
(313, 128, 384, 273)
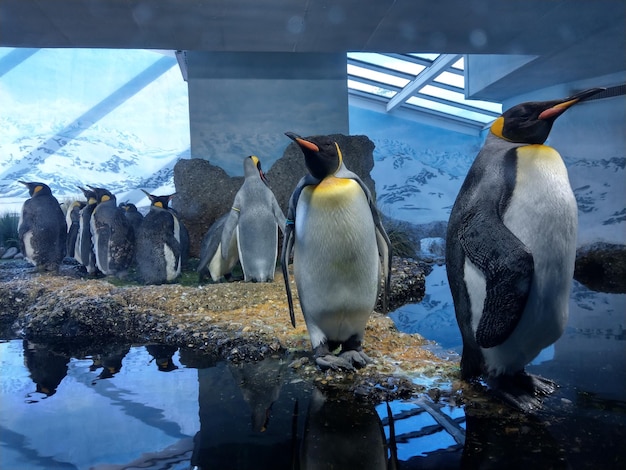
(0, 256, 473, 405)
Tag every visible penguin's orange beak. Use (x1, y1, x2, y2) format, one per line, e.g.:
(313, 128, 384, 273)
(285, 132, 320, 152)
(539, 87, 605, 120)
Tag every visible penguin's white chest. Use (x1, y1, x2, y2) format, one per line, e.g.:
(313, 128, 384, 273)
(294, 177, 379, 345)
(163, 216, 181, 281)
(480, 145, 577, 374)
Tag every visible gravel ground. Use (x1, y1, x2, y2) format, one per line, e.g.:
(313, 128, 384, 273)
(0, 257, 466, 404)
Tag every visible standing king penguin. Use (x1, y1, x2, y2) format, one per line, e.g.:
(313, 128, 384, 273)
(446, 88, 604, 411)
(65, 199, 85, 259)
(75, 187, 99, 275)
(88, 185, 135, 277)
(281, 133, 391, 371)
(18, 181, 67, 272)
(135, 190, 183, 285)
(221, 155, 285, 282)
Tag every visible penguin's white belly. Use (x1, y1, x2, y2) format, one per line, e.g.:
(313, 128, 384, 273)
(294, 178, 379, 347)
(163, 217, 182, 281)
(480, 145, 577, 375)
(22, 231, 36, 265)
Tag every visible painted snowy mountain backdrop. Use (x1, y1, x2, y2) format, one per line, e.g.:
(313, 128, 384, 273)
(0, 119, 186, 211)
(1, 121, 623, 249)
(369, 137, 625, 245)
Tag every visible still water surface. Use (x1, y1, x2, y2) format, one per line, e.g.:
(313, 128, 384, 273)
(1, 266, 625, 469)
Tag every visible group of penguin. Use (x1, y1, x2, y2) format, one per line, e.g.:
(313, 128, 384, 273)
(20, 182, 189, 285)
(17, 87, 603, 412)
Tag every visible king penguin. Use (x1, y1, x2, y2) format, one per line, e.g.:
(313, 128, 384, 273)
(74, 187, 99, 275)
(135, 190, 183, 285)
(445, 88, 604, 411)
(88, 185, 135, 277)
(281, 133, 392, 371)
(18, 181, 67, 272)
(197, 212, 240, 283)
(65, 199, 85, 259)
(220, 156, 286, 282)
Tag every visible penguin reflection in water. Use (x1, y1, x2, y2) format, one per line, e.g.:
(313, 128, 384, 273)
(18, 181, 67, 272)
(220, 155, 285, 282)
(88, 185, 135, 278)
(282, 133, 391, 371)
(135, 190, 184, 285)
(446, 88, 604, 412)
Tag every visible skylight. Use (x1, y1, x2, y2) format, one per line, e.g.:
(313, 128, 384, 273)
(347, 53, 501, 133)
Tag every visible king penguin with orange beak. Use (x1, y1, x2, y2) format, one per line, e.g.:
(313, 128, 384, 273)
(446, 88, 604, 411)
(282, 133, 391, 371)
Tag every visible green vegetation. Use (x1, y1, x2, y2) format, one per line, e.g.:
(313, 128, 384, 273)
(383, 217, 417, 258)
(0, 212, 20, 249)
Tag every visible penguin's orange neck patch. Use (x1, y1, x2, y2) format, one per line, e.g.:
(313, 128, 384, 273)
(490, 116, 510, 141)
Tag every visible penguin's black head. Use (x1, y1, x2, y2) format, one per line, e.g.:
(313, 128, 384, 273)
(491, 88, 604, 144)
(141, 189, 174, 209)
(78, 186, 98, 205)
(285, 132, 342, 180)
(87, 185, 116, 204)
(19, 181, 52, 197)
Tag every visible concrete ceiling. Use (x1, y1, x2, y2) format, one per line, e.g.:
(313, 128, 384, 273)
(1, 0, 624, 101)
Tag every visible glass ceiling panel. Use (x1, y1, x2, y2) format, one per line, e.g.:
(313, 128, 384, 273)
(420, 85, 502, 113)
(433, 71, 464, 88)
(407, 96, 496, 123)
(347, 52, 501, 129)
(348, 52, 426, 76)
(409, 53, 439, 62)
(347, 64, 409, 88)
(348, 79, 396, 99)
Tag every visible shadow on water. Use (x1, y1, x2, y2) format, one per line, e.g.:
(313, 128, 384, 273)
(0, 265, 625, 469)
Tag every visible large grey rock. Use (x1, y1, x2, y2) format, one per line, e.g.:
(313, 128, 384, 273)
(172, 159, 242, 256)
(173, 134, 377, 257)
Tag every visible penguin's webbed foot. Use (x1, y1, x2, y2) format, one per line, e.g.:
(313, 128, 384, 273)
(487, 371, 558, 413)
(315, 354, 356, 371)
(339, 349, 373, 369)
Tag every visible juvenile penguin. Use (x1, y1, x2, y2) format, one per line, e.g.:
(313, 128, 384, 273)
(197, 212, 240, 283)
(88, 185, 135, 277)
(446, 88, 604, 411)
(74, 187, 99, 275)
(135, 190, 182, 285)
(119, 201, 144, 234)
(281, 133, 392, 370)
(221, 156, 285, 282)
(65, 199, 85, 259)
(18, 181, 67, 272)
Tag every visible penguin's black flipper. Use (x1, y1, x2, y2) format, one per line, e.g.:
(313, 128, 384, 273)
(459, 212, 534, 348)
(197, 213, 228, 277)
(220, 202, 241, 260)
(281, 180, 304, 328)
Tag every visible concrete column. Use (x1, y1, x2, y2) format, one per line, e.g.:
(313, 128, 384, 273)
(186, 51, 348, 175)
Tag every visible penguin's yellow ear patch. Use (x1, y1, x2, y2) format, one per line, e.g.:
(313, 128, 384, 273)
(155, 201, 164, 208)
(334, 142, 343, 173)
(490, 116, 505, 139)
(34, 185, 43, 193)
(101, 195, 111, 202)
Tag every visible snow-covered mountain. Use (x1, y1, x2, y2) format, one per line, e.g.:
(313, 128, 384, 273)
(0, 119, 185, 212)
(371, 137, 625, 246)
